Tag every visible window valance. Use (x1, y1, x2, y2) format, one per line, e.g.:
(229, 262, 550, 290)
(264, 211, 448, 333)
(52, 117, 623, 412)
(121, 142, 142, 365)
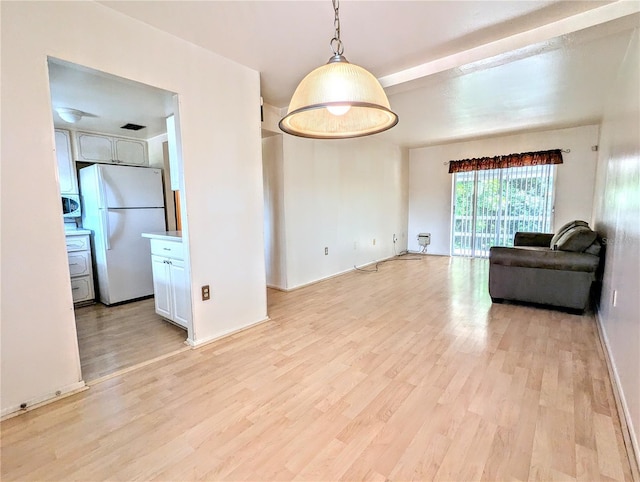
(448, 149, 563, 174)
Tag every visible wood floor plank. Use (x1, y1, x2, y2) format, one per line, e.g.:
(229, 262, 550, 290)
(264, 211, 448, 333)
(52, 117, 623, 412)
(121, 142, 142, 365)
(74, 298, 187, 382)
(595, 412, 627, 481)
(1, 257, 634, 481)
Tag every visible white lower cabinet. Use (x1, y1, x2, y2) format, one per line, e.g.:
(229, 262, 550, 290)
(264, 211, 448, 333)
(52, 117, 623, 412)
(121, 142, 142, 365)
(65, 232, 95, 305)
(150, 239, 189, 329)
(151, 255, 173, 320)
(168, 259, 190, 327)
(70, 277, 93, 303)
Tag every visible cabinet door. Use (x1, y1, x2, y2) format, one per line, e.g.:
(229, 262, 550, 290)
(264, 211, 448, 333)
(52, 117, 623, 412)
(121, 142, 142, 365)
(168, 258, 190, 328)
(55, 130, 78, 194)
(114, 138, 147, 166)
(151, 255, 172, 320)
(77, 133, 113, 163)
(71, 276, 94, 303)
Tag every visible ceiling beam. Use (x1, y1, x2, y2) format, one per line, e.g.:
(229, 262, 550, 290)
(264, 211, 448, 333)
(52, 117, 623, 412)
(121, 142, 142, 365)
(379, 0, 640, 90)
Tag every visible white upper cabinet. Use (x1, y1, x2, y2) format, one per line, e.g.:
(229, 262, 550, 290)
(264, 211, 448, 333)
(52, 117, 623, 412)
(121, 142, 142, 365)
(75, 132, 148, 166)
(114, 138, 146, 166)
(55, 129, 78, 195)
(77, 133, 112, 162)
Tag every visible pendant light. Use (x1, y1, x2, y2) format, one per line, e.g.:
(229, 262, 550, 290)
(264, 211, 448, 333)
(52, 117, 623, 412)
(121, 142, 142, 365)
(279, 0, 398, 139)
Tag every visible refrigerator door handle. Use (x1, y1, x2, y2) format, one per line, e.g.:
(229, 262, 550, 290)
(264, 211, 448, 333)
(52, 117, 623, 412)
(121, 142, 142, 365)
(101, 209, 111, 250)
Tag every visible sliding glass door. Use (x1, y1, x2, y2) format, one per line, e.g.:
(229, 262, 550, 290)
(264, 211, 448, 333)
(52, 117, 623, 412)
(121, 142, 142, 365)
(452, 164, 556, 257)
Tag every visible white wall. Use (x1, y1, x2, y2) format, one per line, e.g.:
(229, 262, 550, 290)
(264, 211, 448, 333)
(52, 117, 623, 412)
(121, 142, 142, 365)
(592, 28, 640, 464)
(408, 125, 600, 254)
(407, 147, 454, 255)
(262, 135, 287, 289)
(282, 136, 409, 289)
(1, 2, 266, 414)
(260, 103, 410, 291)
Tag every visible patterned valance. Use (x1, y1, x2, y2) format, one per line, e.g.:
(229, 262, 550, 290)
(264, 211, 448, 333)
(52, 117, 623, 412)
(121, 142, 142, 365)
(448, 149, 563, 174)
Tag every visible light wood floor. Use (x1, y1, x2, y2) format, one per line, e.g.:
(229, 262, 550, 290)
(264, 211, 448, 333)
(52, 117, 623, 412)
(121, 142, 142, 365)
(1, 257, 633, 481)
(75, 298, 187, 382)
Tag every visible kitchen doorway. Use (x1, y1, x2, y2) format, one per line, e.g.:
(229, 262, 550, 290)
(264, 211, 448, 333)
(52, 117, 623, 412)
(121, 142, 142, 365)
(48, 58, 192, 383)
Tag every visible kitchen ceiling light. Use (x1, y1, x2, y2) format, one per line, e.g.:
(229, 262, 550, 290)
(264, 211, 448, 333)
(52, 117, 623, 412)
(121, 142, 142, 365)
(279, 0, 398, 139)
(55, 107, 84, 123)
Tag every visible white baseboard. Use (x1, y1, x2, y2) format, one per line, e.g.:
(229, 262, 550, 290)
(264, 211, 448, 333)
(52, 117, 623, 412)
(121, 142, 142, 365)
(266, 283, 287, 292)
(187, 316, 271, 348)
(283, 255, 399, 292)
(286, 267, 360, 292)
(594, 310, 640, 479)
(1, 381, 87, 419)
(406, 250, 450, 257)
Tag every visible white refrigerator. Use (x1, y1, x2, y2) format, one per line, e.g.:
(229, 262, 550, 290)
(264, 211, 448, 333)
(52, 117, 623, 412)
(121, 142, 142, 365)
(80, 164, 166, 305)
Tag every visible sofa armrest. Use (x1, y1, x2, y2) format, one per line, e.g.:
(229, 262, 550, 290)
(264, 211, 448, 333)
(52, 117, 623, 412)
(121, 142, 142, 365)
(513, 232, 554, 247)
(489, 246, 600, 272)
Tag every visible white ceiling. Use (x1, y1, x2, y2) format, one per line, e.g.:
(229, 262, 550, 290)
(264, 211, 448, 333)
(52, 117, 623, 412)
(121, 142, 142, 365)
(48, 59, 175, 139)
(55, 1, 638, 147)
(379, 20, 637, 147)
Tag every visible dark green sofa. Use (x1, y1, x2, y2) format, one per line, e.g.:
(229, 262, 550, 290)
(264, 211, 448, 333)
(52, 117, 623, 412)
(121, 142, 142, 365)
(488, 221, 602, 312)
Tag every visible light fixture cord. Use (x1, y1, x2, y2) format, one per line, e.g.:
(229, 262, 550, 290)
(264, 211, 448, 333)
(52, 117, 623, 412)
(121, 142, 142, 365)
(330, 0, 344, 56)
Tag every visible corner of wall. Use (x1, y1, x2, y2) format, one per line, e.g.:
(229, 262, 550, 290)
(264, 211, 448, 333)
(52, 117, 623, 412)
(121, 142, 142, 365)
(591, 26, 640, 475)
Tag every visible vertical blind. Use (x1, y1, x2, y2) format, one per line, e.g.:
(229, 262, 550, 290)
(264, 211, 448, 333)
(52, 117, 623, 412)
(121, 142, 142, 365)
(452, 164, 555, 258)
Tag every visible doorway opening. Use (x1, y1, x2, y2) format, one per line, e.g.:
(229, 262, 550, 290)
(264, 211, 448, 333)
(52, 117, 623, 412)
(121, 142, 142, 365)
(48, 58, 191, 383)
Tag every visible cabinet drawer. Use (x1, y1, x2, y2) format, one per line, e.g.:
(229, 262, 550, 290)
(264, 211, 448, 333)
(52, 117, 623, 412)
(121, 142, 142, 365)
(65, 234, 90, 252)
(68, 251, 91, 277)
(150, 239, 183, 259)
(71, 276, 94, 303)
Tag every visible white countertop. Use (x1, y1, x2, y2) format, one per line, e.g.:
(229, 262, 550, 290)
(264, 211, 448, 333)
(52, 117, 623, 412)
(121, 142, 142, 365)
(64, 229, 92, 236)
(141, 231, 183, 241)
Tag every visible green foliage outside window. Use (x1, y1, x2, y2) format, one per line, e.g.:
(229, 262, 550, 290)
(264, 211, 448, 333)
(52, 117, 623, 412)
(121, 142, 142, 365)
(453, 166, 554, 257)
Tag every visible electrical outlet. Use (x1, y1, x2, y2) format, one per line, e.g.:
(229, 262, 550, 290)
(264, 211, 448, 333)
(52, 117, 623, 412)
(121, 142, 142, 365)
(325, 247, 329, 255)
(201, 285, 210, 301)
(393, 234, 397, 243)
(373, 238, 376, 246)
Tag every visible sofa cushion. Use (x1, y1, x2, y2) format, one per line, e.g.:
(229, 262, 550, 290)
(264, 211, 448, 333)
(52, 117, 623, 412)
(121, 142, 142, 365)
(489, 246, 600, 272)
(556, 226, 598, 252)
(514, 232, 554, 247)
(550, 220, 589, 248)
(584, 238, 602, 256)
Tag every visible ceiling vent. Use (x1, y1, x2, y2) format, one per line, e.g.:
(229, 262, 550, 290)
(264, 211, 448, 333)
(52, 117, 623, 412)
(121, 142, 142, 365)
(120, 123, 146, 131)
